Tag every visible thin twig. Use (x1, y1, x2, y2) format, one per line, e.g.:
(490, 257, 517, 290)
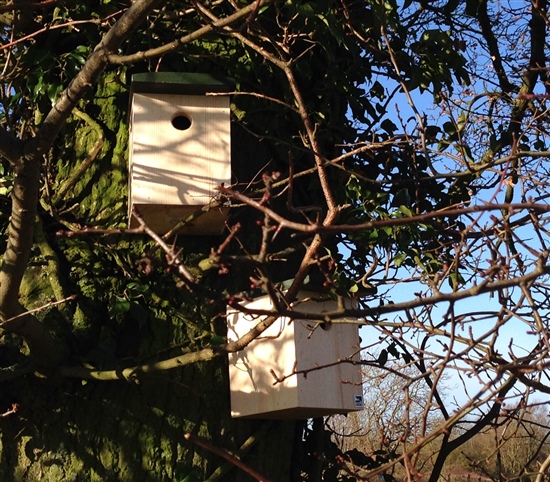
(0, 403, 18, 418)
(0, 295, 77, 328)
(131, 207, 196, 286)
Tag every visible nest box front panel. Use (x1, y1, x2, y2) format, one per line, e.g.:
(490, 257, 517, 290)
(130, 92, 230, 206)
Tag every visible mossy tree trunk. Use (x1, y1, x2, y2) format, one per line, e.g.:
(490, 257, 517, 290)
(0, 71, 300, 482)
(0, 362, 298, 481)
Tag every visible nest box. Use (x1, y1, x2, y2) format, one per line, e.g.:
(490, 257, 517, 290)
(227, 292, 364, 419)
(128, 72, 233, 235)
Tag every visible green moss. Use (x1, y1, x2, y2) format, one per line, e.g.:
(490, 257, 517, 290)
(99, 441, 116, 472)
(111, 118, 129, 172)
(42, 464, 67, 481)
(51, 71, 129, 229)
(78, 169, 127, 226)
(20, 265, 54, 311)
(138, 426, 157, 472)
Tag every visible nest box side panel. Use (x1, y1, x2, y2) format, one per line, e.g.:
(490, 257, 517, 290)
(293, 322, 363, 414)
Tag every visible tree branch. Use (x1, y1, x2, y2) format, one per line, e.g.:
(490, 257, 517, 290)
(0, 0, 161, 364)
(0, 125, 24, 165)
(219, 186, 550, 235)
(107, 0, 274, 65)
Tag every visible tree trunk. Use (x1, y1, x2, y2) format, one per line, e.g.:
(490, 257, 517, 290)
(0, 363, 298, 481)
(0, 72, 299, 482)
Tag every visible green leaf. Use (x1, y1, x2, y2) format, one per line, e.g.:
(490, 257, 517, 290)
(296, 2, 316, 17)
(425, 125, 441, 141)
(47, 83, 63, 104)
(399, 205, 414, 217)
(393, 252, 407, 267)
(391, 188, 411, 208)
(127, 282, 149, 295)
(457, 111, 468, 131)
(449, 271, 465, 290)
(380, 119, 397, 135)
(111, 296, 130, 315)
(210, 335, 226, 346)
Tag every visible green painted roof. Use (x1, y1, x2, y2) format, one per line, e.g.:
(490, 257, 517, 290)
(131, 72, 235, 95)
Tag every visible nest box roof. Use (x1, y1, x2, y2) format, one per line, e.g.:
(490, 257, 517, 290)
(131, 72, 235, 95)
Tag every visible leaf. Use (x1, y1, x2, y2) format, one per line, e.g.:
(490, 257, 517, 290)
(47, 83, 63, 104)
(348, 283, 359, 294)
(174, 464, 201, 482)
(296, 2, 316, 17)
(377, 349, 388, 367)
(393, 252, 407, 267)
(110, 296, 130, 315)
(210, 335, 226, 346)
(127, 282, 149, 295)
(370, 81, 385, 99)
(449, 271, 465, 290)
(380, 119, 397, 135)
(457, 111, 468, 131)
(399, 205, 414, 217)
(387, 343, 399, 358)
(425, 125, 441, 141)
(391, 188, 411, 208)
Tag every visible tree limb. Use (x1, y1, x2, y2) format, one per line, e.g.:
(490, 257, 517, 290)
(0, 0, 162, 364)
(107, 0, 275, 65)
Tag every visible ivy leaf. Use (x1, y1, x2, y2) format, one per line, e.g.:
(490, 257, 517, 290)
(210, 335, 226, 346)
(110, 296, 130, 315)
(387, 343, 399, 359)
(399, 205, 414, 217)
(377, 349, 388, 367)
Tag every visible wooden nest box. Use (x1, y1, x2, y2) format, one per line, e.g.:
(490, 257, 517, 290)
(128, 72, 233, 235)
(227, 291, 364, 419)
